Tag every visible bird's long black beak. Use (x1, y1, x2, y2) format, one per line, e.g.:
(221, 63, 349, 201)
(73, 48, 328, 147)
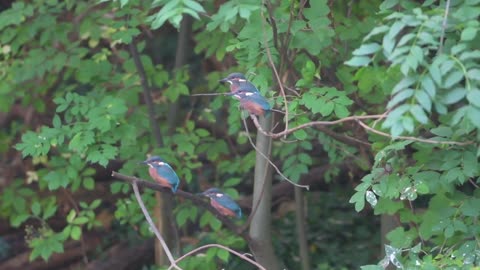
(139, 160, 148, 165)
(219, 78, 229, 83)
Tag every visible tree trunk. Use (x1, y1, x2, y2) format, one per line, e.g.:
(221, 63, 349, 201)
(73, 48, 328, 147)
(248, 114, 283, 269)
(295, 187, 310, 270)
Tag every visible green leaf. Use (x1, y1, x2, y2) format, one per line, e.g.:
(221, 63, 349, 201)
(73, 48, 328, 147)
(415, 90, 432, 112)
(293, 129, 308, 140)
(387, 89, 414, 108)
(70, 225, 82, 240)
(31, 202, 41, 216)
(444, 71, 464, 88)
(430, 126, 452, 137)
(392, 77, 416, 95)
(466, 88, 480, 107)
(42, 205, 57, 220)
(461, 27, 477, 41)
(345, 56, 371, 67)
(11, 214, 30, 227)
(410, 105, 428, 124)
(83, 177, 95, 190)
(72, 216, 89, 225)
(217, 248, 230, 262)
(352, 43, 381, 56)
(442, 87, 466, 104)
(365, 190, 377, 207)
(402, 116, 414, 133)
(223, 177, 241, 187)
(467, 105, 480, 128)
(349, 191, 366, 212)
(66, 209, 76, 223)
(429, 61, 442, 85)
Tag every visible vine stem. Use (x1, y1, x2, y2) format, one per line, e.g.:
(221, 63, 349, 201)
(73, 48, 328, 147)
(131, 181, 181, 270)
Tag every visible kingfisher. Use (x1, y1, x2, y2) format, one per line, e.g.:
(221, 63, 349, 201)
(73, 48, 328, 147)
(141, 156, 180, 193)
(219, 73, 260, 93)
(228, 88, 271, 116)
(200, 188, 242, 218)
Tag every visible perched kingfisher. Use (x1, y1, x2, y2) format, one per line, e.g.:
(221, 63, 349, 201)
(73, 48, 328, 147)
(201, 188, 242, 218)
(141, 156, 180, 193)
(228, 88, 271, 116)
(219, 73, 260, 93)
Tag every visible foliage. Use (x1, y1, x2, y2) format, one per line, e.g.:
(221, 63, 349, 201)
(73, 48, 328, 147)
(0, 0, 479, 269)
(347, 0, 480, 268)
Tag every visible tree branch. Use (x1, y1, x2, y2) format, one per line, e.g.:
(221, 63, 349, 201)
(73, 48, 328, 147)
(110, 172, 250, 241)
(169, 244, 266, 270)
(355, 119, 472, 146)
(130, 181, 180, 270)
(247, 114, 473, 145)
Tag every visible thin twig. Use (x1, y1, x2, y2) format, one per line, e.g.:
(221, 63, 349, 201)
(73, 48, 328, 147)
(356, 120, 473, 146)
(469, 179, 480, 189)
(250, 114, 386, 139)
(131, 181, 181, 270)
(190, 93, 227, 96)
(243, 117, 309, 189)
(168, 244, 266, 270)
(438, 0, 451, 54)
(248, 114, 473, 146)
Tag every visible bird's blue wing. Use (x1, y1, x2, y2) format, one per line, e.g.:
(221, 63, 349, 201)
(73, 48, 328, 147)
(240, 81, 260, 93)
(216, 194, 242, 218)
(249, 93, 271, 111)
(155, 164, 180, 191)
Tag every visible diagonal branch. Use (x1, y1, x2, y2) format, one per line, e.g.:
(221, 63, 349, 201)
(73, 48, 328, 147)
(131, 182, 180, 270)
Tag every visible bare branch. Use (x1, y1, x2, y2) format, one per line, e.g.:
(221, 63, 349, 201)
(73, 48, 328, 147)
(246, 114, 473, 146)
(169, 244, 266, 270)
(131, 181, 180, 270)
(356, 120, 473, 146)
(250, 114, 385, 139)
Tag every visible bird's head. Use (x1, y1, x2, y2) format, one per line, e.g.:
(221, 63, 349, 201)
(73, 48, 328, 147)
(200, 188, 224, 198)
(219, 73, 247, 85)
(140, 155, 166, 168)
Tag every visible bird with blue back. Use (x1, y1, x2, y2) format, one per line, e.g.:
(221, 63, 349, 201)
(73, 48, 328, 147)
(141, 156, 180, 193)
(219, 73, 260, 93)
(220, 72, 271, 116)
(228, 87, 271, 116)
(200, 188, 242, 218)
